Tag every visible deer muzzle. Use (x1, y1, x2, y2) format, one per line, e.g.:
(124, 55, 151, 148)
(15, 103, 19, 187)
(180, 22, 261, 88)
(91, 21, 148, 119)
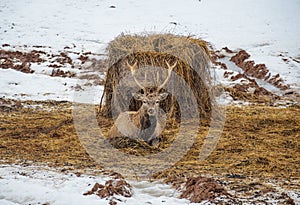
(147, 108, 155, 116)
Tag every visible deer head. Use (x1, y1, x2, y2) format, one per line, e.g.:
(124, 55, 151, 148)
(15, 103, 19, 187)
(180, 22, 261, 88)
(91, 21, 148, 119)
(126, 60, 177, 116)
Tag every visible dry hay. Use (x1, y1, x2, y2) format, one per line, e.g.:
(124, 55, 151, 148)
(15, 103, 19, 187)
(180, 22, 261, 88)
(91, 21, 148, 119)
(154, 105, 300, 185)
(0, 99, 97, 169)
(99, 34, 213, 121)
(1, 100, 299, 182)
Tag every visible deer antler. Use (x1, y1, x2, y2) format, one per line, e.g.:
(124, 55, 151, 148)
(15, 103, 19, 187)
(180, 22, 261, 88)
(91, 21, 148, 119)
(157, 60, 177, 91)
(126, 60, 145, 92)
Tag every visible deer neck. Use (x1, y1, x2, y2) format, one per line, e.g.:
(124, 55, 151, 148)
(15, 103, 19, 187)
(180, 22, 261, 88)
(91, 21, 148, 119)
(139, 110, 157, 130)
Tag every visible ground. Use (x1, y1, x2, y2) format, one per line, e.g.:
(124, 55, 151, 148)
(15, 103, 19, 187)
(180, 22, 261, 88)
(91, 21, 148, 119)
(0, 98, 299, 204)
(1, 0, 300, 204)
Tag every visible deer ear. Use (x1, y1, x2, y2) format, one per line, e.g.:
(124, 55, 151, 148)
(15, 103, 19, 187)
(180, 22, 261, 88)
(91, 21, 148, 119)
(159, 92, 168, 101)
(132, 93, 143, 101)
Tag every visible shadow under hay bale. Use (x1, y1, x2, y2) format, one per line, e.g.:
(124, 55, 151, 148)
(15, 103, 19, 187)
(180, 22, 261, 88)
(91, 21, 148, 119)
(99, 34, 214, 122)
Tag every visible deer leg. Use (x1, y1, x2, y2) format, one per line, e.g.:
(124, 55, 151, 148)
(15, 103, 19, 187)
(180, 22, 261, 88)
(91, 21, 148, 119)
(148, 137, 159, 146)
(147, 123, 162, 146)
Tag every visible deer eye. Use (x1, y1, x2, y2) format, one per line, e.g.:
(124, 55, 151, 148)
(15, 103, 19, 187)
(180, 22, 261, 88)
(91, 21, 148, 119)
(142, 100, 147, 104)
(155, 100, 160, 104)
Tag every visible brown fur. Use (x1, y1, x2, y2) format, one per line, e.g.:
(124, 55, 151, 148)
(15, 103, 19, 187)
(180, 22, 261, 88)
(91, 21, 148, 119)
(108, 93, 166, 146)
(108, 60, 174, 145)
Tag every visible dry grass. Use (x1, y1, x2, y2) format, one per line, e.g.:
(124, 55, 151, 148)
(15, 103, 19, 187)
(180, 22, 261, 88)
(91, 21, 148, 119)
(105, 33, 211, 67)
(155, 105, 300, 182)
(0, 100, 299, 187)
(100, 34, 213, 120)
(0, 101, 96, 169)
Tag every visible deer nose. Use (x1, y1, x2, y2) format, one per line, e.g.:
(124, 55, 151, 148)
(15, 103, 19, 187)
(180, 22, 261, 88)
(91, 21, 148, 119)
(148, 108, 155, 115)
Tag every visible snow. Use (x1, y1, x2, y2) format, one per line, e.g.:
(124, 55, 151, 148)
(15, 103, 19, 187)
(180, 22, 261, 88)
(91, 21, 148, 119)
(1, 164, 299, 205)
(1, 0, 299, 104)
(2, 0, 300, 50)
(0, 164, 192, 205)
(0, 68, 103, 104)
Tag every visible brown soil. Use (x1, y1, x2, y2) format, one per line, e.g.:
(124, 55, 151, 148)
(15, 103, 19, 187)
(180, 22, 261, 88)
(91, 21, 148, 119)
(211, 47, 300, 103)
(225, 73, 280, 103)
(0, 48, 106, 79)
(230, 50, 290, 90)
(50, 68, 76, 78)
(179, 176, 228, 203)
(0, 49, 45, 73)
(84, 176, 132, 199)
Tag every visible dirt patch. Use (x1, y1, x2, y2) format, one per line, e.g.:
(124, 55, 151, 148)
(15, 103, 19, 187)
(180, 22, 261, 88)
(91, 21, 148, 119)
(50, 68, 76, 78)
(84, 172, 132, 204)
(0, 48, 76, 76)
(225, 73, 279, 103)
(84, 178, 132, 198)
(0, 46, 108, 87)
(230, 50, 290, 90)
(172, 175, 297, 204)
(0, 49, 45, 73)
(179, 176, 228, 203)
(211, 47, 299, 103)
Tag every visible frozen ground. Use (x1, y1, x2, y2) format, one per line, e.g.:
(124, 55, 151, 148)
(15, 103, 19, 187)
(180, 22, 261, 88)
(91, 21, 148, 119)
(0, 164, 299, 205)
(0, 0, 299, 104)
(0, 164, 193, 205)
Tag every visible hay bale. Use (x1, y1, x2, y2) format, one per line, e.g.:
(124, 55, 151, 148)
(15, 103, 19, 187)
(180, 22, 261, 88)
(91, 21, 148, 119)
(100, 34, 213, 121)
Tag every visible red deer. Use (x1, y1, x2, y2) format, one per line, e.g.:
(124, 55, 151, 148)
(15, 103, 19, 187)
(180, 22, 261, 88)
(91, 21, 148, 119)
(108, 60, 177, 145)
